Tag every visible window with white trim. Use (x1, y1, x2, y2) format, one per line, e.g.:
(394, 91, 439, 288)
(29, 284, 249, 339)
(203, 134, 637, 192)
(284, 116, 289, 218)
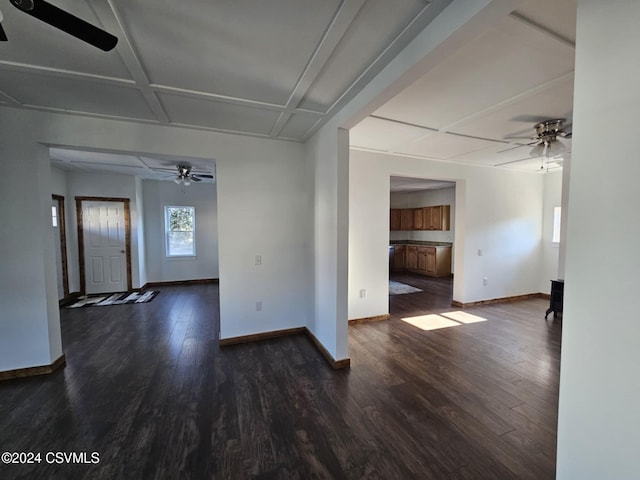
(552, 206, 561, 243)
(51, 205, 58, 227)
(165, 206, 195, 256)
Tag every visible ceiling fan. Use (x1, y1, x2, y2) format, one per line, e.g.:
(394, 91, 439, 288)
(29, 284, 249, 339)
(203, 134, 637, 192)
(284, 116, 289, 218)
(527, 118, 572, 157)
(0, 0, 118, 51)
(172, 165, 214, 186)
(499, 118, 572, 157)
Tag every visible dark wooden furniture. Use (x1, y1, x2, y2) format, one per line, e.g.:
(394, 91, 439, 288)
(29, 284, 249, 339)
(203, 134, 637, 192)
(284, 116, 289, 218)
(545, 279, 564, 319)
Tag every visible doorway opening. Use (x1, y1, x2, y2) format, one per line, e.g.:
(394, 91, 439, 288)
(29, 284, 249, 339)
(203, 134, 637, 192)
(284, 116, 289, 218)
(388, 176, 456, 313)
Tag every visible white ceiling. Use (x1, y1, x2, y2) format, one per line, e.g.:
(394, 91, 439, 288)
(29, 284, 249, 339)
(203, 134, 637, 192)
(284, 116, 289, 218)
(390, 176, 455, 193)
(0, 0, 451, 139)
(0, 0, 575, 178)
(351, 0, 577, 174)
(49, 147, 217, 182)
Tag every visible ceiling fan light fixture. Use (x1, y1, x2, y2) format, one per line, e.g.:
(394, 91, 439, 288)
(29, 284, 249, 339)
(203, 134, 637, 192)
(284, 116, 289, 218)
(174, 177, 181, 184)
(530, 142, 545, 157)
(546, 138, 565, 156)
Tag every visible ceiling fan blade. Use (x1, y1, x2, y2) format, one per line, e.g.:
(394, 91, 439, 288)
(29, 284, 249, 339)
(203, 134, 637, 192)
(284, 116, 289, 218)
(190, 176, 202, 182)
(193, 174, 214, 178)
(503, 135, 534, 140)
(10, 0, 118, 51)
(0, 22, 7, 41)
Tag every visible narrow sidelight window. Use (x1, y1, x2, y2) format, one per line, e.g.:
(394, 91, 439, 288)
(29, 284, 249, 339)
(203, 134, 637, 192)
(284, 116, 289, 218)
(552, 206, 561, 244)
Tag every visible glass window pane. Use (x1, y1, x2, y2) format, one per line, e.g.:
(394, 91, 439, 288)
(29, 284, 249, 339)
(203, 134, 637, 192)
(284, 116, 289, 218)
(168, 231, 194, 256)
(51, 205, 58, 227)
(168, 207, 193, 232)
(552, 206, 561, 243)
(165, 206, 195, 256)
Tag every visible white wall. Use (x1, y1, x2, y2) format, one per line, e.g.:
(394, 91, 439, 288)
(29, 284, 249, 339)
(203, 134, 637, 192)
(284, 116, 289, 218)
(0, 107, 311, 372)
(0, 137, 62, 371)
(390, 187, 456, 244)
(305, 126, 350, 361)
(556, 1, 640, 478)
(66, 171, 143, 290)
(143, 179, 218, 283)
(216, 145, 310, 339)
(51, 166, 68, 196)
(349, 148, 544, 321)
(540, 172, 562, 292)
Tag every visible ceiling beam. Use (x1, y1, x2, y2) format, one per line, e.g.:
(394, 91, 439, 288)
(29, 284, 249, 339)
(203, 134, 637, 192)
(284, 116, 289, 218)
(302, 0, 454, 140)
(269, 0, 368, 138)
(509, 11, 575, 49)
(0, 88, 22, 107)
(441, 71, 574, 137)
(88, 0, 170, 124)
(0, 60, 135, 87)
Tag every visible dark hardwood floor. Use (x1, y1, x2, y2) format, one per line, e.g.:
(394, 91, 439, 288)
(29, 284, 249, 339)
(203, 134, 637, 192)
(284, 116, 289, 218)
(0, 279, 561, 479)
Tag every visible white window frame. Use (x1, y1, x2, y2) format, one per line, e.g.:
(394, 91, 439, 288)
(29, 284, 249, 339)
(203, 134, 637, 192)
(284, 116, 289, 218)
(51, 205, 58, 227)
(552, 206, 561, 244)
(164, 206, 196, 257)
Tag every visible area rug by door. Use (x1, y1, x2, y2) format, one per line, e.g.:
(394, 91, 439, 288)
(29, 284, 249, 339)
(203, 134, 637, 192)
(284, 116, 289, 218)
(389, 281, 423, 295)
(66, 291, 159, 308)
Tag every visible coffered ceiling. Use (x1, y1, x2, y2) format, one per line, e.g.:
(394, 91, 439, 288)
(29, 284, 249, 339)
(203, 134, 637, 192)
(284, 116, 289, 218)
(351, 0, 577, 173)
(0, 0, 451, 140)
(1, 0, 576, 177)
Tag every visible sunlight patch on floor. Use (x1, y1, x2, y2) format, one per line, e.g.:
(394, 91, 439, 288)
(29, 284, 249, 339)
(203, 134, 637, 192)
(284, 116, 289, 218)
(440, 311, 487, 324)
(401, 311, 487, 331)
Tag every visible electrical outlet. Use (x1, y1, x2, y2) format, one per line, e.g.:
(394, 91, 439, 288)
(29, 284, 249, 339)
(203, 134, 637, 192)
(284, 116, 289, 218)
(360, 289, 367, 299)
(255, 255, 262, 266)
(483, 277, 488, 286)
(256, 301, 262, 311)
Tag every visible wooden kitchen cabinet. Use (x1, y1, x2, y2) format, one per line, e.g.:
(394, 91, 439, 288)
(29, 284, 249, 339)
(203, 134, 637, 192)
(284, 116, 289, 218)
(400, 209, 414, 231)
(423, 205, 451, 231)
(430, 246, 452, 276)
(391, 244, 452, 276)
(409, 245, 451, 277)
(389, 205, 450, 231)
(417, 247, 428, 271)
(426, 248, 437, 274)
(406, 246, 418, 270)
(413, 208, 424, 230)
(390, 209, 401, 231)
(392, 245, 405, 271)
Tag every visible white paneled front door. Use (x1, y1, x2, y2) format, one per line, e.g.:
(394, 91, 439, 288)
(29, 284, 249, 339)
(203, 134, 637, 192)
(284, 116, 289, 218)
(83, 201, 127, 294)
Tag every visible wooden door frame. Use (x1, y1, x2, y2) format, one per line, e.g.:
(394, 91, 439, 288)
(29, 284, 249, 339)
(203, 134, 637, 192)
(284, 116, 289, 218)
(76, 197, 132, 295)
(52, 194, 69, 299)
